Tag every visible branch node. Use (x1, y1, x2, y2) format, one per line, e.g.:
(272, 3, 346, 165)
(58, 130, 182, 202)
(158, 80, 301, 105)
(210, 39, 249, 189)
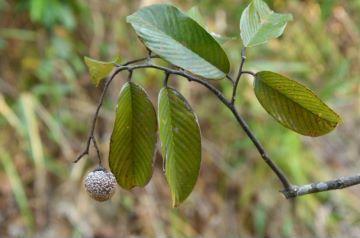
(231, 47, 247, 104)
(241, 47, 246, 59)
(281, 186, 298, 199)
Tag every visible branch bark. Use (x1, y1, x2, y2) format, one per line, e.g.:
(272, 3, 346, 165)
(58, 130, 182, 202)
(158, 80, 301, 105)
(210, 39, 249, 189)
(282, 174, 360, 198)
(74, 56, 360, 198)
(73, 67, 125, 164)
(231, 47, 247, 104)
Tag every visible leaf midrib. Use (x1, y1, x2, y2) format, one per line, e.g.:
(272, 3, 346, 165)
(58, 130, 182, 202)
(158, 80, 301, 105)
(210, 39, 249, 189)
(127, 84, 137, 187)
(249, 13, 284, 46)
(163, 89, 180, 201)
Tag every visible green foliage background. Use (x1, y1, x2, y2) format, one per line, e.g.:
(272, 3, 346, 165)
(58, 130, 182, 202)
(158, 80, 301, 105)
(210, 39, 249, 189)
(0, 0, 359, 237)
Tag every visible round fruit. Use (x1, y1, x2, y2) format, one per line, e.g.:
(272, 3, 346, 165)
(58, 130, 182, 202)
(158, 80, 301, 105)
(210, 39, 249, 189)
(84, 167, 116, 202)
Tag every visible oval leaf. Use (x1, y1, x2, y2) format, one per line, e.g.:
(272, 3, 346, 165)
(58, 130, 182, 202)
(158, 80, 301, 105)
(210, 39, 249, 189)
(84, 56, 119, 86)
(158, 87, 201, 206)
(109, 82, 157, 189)
(240, 0, 292, 47)
(254, 71, 341, 136)
(127, 4, 230, 79)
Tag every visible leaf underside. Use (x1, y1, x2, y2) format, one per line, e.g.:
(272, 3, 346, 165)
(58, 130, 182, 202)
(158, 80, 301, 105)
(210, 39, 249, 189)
(127, 4, 230, 79)
(240, 0, 292, 47)
(158, 87, 201, 207)
(254, 71, 341, 136)
(109, 82, 157, 189)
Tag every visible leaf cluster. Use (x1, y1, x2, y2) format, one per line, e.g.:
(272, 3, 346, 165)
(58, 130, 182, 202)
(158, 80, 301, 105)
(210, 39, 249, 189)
(83, 1, 340, 206)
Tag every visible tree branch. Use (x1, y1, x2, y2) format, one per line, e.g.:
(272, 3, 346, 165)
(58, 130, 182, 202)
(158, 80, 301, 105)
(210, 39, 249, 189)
(75, 56, 360, 198)
(231, 47, 247, 105)
(95, 61, 292, 190)
(73, 66, 132, 163)
(282, 174, 360, 198)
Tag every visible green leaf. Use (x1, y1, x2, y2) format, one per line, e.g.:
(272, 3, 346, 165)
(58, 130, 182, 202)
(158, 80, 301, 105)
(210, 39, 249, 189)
(84, 56, 119, 86)
(158, 87, 201, 206)
(254, 71, 341, 136)
(187, 6, 236, 45)
(240, 0, 292, 47)
(186, 6, 206, 28)
(127, 4, 230, 79)
(109, 82, 157, 189)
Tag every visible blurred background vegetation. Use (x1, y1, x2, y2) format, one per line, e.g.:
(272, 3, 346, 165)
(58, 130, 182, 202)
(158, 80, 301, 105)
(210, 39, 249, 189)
(0, 0, 359, 237)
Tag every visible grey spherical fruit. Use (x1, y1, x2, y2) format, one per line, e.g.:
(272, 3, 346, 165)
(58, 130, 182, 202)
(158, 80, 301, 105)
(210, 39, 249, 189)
(84, 167, 116, 202)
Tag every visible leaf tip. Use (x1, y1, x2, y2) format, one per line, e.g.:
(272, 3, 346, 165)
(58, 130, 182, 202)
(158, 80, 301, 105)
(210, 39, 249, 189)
(171, 194, 181, 208)
(125, 14, 134, 23)
(172, 201, 178, 208)
(335, 113, 342, 124)
(286, 13, 293, 21)
(83, 56, 92, 66)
